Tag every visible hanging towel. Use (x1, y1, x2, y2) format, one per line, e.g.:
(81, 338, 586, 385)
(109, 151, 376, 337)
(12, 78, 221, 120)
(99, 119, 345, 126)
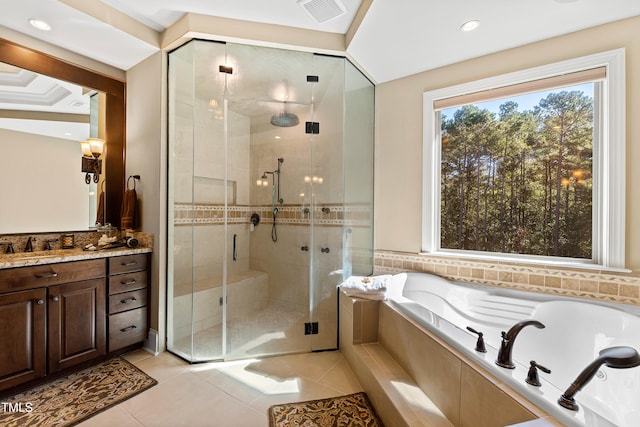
(120, 188, 137, 230)
(95, 190, 105, 225)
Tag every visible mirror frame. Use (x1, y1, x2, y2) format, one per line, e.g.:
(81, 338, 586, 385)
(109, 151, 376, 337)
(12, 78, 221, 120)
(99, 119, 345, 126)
(0, 37, 125, 230)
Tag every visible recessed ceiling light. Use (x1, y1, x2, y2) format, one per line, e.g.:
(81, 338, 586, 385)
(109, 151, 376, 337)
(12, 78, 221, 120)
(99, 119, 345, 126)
(460, 20, 480, 32)
(29, 19, 51, 31)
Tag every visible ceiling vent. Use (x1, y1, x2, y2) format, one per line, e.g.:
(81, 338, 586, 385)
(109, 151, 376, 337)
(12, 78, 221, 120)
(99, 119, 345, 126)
(298, 0, 347, 23)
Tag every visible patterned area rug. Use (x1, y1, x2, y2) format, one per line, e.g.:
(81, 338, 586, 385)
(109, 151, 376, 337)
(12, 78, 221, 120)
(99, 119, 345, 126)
(268, 392, 384, 427)
(0, 357, 157, 427)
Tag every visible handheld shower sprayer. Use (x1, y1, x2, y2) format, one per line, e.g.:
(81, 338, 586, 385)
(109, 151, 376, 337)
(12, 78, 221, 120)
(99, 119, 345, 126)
(261, 157, 285, 242)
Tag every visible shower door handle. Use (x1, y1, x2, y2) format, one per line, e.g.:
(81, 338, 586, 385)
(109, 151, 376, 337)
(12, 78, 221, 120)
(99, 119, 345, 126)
(232, 234, 237, 261)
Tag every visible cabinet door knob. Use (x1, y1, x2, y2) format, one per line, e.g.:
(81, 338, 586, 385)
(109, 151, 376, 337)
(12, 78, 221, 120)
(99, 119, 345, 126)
(321, 247, 330, 253)
(301, 245, 309, 251)
(36, 299, 44, 305)
(51, 296, 59, 302)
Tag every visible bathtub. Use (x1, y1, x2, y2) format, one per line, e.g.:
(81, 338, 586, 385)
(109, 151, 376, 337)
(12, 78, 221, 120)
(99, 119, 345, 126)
(386, 272, 640, 427)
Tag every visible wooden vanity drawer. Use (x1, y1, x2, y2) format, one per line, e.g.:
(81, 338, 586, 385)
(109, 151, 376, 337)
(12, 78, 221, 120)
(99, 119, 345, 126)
(109, 289, 147, 314)
(108, 270, 147, 295)
(0, 259, 105, 293)
(108, 254, 147, 275)
(109, 307, 147, 351)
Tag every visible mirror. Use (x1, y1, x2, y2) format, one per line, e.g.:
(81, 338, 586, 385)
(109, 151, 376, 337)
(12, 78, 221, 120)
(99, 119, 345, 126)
(0, 38, 125, 233)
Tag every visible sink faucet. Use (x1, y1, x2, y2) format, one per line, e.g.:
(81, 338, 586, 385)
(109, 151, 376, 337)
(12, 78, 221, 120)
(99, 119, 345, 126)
(495, 319, 545, 369)
(43, 239, 58, 251)
(24, 237, 34, 252)
(0, 242, 14, 254)
(558, 346, 640, 411)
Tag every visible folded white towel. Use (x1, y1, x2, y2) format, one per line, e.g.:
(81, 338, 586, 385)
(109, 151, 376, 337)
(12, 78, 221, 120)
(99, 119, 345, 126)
(339, 275, 391, 300)
(339, 273, 408, 300)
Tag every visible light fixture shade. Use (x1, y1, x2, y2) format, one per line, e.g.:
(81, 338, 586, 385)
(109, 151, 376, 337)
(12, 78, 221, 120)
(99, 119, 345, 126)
(80, 141, 92, 157)
(87, 138, 105, 157)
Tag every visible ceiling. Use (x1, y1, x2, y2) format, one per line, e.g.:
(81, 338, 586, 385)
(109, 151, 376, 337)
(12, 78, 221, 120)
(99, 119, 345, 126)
(0, 0, 639, 83)
(0, 63, 91, 141)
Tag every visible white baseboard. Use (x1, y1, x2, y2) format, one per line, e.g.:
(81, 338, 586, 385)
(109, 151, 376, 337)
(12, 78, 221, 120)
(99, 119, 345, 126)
(143, 329, 160, 355)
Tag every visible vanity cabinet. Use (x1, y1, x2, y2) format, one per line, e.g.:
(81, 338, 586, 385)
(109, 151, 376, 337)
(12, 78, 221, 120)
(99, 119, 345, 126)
(0, 259, 106, 393)
(0, 252, 149, 394)
(48, 278, 106, 373)
(107, 254, 148, 351)
(0, 288, 46, 391)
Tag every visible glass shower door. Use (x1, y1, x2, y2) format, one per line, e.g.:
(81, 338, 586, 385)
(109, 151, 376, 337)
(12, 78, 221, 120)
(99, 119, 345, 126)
(223, 43, 315, 359)
(167, 39, 374, 362)
(309, 55, 375, 351)
(308, 54, 345, 351)
(167, 40, 227, 362)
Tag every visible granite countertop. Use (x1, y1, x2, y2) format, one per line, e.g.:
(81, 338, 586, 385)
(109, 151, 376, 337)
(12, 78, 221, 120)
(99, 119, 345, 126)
(0, 246, 152, 270)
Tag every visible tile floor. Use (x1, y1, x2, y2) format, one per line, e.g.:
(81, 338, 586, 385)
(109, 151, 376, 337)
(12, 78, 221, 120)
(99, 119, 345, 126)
(78, 349, 363, 427)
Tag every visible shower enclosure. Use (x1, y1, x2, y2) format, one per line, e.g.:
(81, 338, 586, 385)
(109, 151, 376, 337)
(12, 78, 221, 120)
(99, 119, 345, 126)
(167, 39, 374, 362)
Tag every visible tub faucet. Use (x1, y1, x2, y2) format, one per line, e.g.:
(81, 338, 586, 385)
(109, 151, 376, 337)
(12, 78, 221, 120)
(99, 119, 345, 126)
(496, 319, 545, 369)
(558, 346, 640, 411)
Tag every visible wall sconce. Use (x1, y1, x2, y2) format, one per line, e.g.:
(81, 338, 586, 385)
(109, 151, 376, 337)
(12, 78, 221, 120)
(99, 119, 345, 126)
(81, 137, 104, 184)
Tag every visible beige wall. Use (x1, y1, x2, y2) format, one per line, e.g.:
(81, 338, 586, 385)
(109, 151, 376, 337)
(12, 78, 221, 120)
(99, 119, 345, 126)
(125, 51, 165, 349)
(375, 16, 640, 271)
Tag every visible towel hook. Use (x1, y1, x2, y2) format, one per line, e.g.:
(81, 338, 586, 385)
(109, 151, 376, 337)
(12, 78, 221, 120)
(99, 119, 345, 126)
(127, 175, 140, 190)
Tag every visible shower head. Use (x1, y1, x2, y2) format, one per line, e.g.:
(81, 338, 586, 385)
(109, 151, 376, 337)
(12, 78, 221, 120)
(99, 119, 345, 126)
(270, 102, 299, 127)
(271, 112, 299, 127)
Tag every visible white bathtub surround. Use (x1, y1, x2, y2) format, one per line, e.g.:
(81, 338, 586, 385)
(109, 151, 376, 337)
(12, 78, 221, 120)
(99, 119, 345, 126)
(385, 272, 640, 427)
(339, 289, 549, 427)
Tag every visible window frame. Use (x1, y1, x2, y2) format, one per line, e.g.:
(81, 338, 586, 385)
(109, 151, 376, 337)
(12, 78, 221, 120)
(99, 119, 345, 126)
(422, 49, 626, 270)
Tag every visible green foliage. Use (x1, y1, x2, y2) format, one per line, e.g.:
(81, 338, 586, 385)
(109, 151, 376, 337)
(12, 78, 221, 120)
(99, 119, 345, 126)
(440, 90, 593, 259)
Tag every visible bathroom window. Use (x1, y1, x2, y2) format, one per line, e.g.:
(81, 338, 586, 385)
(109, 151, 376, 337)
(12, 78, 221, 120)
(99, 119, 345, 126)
(422, 50, 626, 269)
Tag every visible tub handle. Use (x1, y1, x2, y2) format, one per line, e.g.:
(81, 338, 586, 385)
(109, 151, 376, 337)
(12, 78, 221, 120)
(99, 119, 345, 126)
(525, 360, 551, 387)
(466, 326, 487, 353)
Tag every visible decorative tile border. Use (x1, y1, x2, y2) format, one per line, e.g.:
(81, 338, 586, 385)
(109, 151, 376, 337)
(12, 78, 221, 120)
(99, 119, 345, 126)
(173, 203, 372, 227)
(374, 250, 640, 306)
